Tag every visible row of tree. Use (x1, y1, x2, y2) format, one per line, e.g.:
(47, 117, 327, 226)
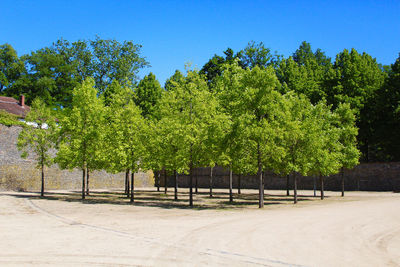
(2, 39, 399, 161)
(18, 60, 359, 207)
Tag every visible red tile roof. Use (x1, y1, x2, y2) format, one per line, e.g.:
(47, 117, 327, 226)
(0, 96, 30, 117)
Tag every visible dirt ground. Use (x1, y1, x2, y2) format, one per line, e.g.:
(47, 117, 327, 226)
(0, 188, 399, 267)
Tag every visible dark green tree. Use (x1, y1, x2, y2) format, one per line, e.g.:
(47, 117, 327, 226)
(135, 72, 163, 118)
(330, 48, 385, 161)
(0, 44, 26, 93)
(373, 54, 400, 160)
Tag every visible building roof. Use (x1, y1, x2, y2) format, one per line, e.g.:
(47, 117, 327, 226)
(0, 96, 30, 117)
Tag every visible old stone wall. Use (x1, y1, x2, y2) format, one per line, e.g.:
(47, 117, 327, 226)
(0, 124, 153, 191)
(160, 163, 400, 192)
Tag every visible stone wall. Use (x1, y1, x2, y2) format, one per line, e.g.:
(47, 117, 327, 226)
(160, 163, 400, 192)
(0, 124, 153, 191)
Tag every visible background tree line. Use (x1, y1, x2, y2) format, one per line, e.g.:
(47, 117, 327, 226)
(1, 38, 400, 162)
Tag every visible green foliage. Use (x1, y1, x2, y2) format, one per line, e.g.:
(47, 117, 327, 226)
(0, 43, 26, 93)
(55, 78, 105, 171)
(215, 61, 284, 175)
(0, 110, 25, 127)
(164, 70, 185, 91)
(154, 68, 226, 174)
(17, 98, 57, 169)
(277, 42, 332, 104)
(135, 72, 163, 118)
(90, 36, 149, 94)
(200, 48, 239, 85)
(2, 37, 148, 108)
(373, 54, 400, 160)
(104, 81, 147, 173)
(333, 103, 360, 169)
(330, 48, 385, 112)
(238, 41, 281, 69)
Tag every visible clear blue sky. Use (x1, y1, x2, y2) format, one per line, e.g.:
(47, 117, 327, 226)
(1, 0, 399, 85)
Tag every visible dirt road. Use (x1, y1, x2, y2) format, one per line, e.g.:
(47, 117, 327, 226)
(0, 189, 399, 266)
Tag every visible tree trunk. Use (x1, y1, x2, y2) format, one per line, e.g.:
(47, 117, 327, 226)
(238, 174, 241, 194)
(125, 169, 129, 194)
(164, 169, 167, 194)
(229, 168, 233, 202)
(293, 173, 297, 204)
(174, 170, 178, 200)
(82, 167, 86, 200)
(195, 168, 198, 194)
(86, 167, 90, 196)
(189, 161, 193, 207)
(209, 166, 213, 197)
(157, 170, 160, 192)
(320, 174, 324, 200)
(130, 172, 134, 203)
(41, 161, 44, 197)
(341, 167, 345, 197)
(313, 175, 316, 197)
(258, 143, 264, 208)
(262, 171, 265, 195)
(286, 174, 290, 196)
(126, 169, 130, 198)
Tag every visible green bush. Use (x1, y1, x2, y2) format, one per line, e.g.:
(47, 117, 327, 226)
(0, 110, 25, 127)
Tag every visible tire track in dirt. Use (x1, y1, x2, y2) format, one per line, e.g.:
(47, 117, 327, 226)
(25, 198, 304, 267)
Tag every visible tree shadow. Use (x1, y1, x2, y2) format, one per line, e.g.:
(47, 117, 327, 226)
(3, 189, 318, 210)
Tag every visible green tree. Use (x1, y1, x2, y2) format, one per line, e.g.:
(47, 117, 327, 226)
(135, 72, 163, 118)
(200, 48, 239, 86)
(105, 81, 147, 202)
(308, 101, 342, 200)
(238, 41, 281, 69)
(329, 48, 385, 161)
(278, 93, 316, 204)
(17, 98, 57, 196)
(277, 42, 332, 104)
(0, 43, 26, 93)
(5, 37, 148, 108)
(293, 41, 331, 67)
(216, 61, 285, 208)
(156, 68, 225, 206)
(164, 70, 185, 91)
(373, 54, 400, 161)
(333, 103, 360, 196)
(56, 78, 105, 200)
(90, 36, 149, 94)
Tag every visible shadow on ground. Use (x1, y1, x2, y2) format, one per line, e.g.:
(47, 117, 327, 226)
(4, 188, 321, 210)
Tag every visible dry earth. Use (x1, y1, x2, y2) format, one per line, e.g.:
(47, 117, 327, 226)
(0, 188, 399, 267)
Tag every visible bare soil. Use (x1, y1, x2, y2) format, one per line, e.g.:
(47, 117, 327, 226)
(0, 188, 399, 266)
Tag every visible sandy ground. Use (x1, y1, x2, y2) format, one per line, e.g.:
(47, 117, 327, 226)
(0, 188, 399, 267)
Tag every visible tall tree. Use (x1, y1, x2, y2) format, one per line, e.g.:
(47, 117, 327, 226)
(55, 78, 105, 200)
(333, 103, 360, 196)
(373, 54, 400, 161)
(216, 61, 285, 208)
(330, 48, 385, 161)
(279, 93, 316, 204)
(156, 68, 225, 206)
(105, 81, 147, 203)
(308, 101, 342, 200)
(17, 98, 57, 196)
